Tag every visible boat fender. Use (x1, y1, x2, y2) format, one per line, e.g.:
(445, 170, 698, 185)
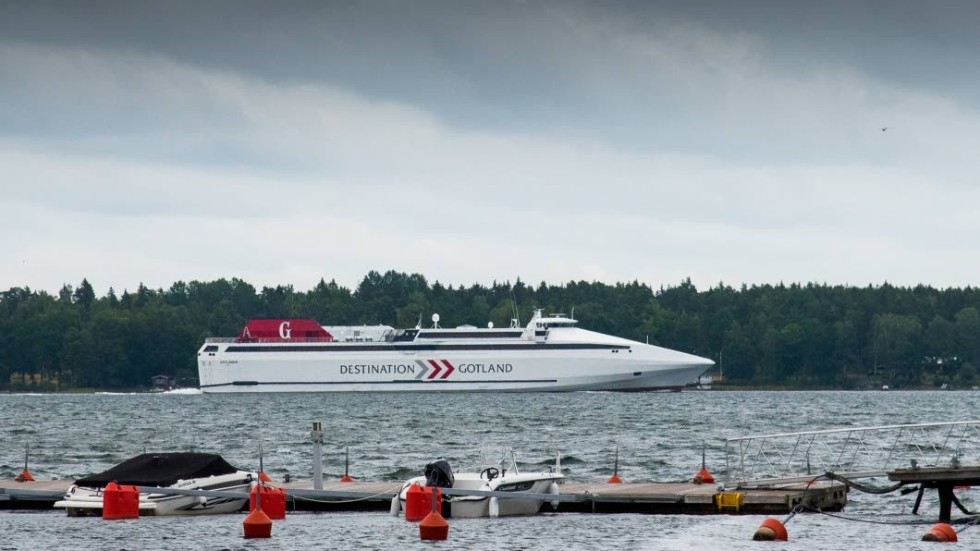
(548, 481, 560, 510)
(489, 496, 499, 518)
(390, 495, 400, 517)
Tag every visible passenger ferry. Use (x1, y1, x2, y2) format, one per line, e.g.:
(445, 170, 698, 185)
(197, 310, 713, 393)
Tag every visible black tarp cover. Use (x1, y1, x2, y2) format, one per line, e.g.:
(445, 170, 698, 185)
(75, 453, 242, 488)
(424, 460, 455, 488)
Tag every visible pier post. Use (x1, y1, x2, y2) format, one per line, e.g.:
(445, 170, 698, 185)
(937, 485, 953, 523)
(311, 421, 324, 490)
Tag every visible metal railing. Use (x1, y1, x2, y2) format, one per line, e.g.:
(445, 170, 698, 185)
(724, 420, 980, 488)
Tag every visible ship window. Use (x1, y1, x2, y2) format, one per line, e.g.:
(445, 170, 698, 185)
(203, 345, 219, 352)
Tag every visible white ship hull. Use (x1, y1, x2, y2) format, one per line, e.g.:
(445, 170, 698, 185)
(198, 315, 713, 393)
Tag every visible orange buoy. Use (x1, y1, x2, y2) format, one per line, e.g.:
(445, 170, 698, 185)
(102, 482, 140, 520)
(693, 443, 714, 484)
(340, 446, 354, 482)
(607, 444, 623, 483)
(753, 518, 788, 541)
(15, 444, 34, 482)
(404, 483, 426, 522)
(14, 469, 35, 483)
(922, 523, 957, 542)
(693, 467, 715, 485)
(243, 507, 273, 538)
(419, 509, 450, 541)
(250, 484, 286, 520)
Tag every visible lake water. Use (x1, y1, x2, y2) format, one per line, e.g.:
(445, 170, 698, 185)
(2, 390, 979, 549)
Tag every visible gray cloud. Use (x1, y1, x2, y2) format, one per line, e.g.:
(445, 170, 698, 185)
(1, 2, 979, 294)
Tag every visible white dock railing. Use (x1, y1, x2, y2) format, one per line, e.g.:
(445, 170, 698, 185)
(724, 420, 980, 488)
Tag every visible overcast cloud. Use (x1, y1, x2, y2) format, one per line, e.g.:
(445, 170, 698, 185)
(2, 1, 979, 295)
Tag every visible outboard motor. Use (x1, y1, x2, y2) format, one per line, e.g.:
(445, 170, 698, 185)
(424, 460, 455, 488)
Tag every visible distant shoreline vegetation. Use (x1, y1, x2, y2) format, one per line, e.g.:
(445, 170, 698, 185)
(1, 271, 977, 391)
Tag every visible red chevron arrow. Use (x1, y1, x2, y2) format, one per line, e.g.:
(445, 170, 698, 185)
(439, 360, 455, 379)
(427, 359, 443, 380)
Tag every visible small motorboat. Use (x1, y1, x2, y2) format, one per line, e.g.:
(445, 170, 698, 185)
(395, 448, 564, 518)
(54, 452, 255, 516)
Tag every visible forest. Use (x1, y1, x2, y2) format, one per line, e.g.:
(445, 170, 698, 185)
(1, 270, 978, 391)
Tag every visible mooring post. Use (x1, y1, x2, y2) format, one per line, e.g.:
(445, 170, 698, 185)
(311, 421, 324, 490)
(937, 484, 953, 523)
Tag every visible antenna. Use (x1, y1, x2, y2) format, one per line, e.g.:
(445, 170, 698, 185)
(431, 313, 440, 328)
(416, 313, 422, 330)
(510, 289, 521, 328)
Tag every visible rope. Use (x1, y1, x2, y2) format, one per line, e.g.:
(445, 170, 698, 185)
(289, 487, 401, 505)
(803, 507, 940, 526)
(822, 472, 906, 494)
(773, 472, 980, 530)
(780, 474, 829, 524)
(957, 514, 980, 534)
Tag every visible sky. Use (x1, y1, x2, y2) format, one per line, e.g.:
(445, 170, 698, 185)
(2, 1, 980, 296)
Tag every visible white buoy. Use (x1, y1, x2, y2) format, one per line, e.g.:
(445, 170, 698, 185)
(548, 481, 560, 510)
(390, 495, 401, 516)
(489, 496, 500, 518)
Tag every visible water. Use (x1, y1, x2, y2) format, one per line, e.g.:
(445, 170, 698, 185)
(2, 391, 979, 549)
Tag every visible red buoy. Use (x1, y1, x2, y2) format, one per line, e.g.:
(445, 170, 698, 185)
(250, 484, 286, 520)
(14, 469, 34, 483)
(753, 518, 788, 541)
(15, 444, 34, 482)
(608, 444, 623, 483)
(404, 483, 425, 521)
(693, 467, 715, 484)
(693, 443, 714, 484)
(243, 507, 273, 539)
(258, 471, 272, 483)
(341, 446, 354, 482)
(419, 510, 450, 541)
(922, 523, 957, 542)
(404, 484, 442, 522)
(102, 482, 139, 520)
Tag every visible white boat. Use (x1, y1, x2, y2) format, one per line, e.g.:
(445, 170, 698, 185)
(394, 450, 564, 518)
(54, 453, 255, 516)
(197, 309, 713, 393)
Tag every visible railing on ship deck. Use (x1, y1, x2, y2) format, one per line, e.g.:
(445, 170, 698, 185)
(204, 337, 336, 343)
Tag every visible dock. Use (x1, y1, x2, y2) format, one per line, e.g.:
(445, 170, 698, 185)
(0, 478, 846, 515)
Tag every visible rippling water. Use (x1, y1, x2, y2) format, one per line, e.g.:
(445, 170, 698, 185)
(2, 390, 979, 550)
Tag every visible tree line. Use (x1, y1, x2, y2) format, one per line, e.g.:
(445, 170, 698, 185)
(1, 270, 977, 390)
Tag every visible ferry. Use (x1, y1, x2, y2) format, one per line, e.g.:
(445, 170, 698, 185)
(197, 310, 713, 393)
